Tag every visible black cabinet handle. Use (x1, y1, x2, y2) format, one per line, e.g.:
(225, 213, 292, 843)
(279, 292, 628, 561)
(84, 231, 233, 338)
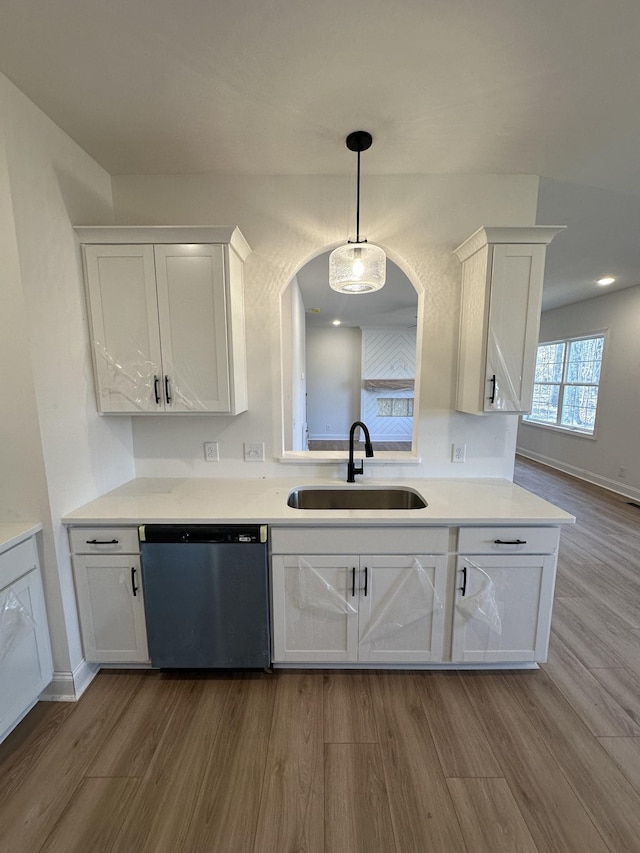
(458, 565, 467, 596)
(363, 566, 368, 596)
(494, 539, 527, 545)
(86, 538, 118, 545)
(153, 375, 160, 404)
(131, 566, 138, 596)
(351, 566, 356, 597)
(164, 375, 172, 405)
(489, 374, 496, 404)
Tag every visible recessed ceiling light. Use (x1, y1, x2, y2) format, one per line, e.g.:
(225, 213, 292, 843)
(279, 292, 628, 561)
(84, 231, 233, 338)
(332, 319, 341, 326)
(597, 276, 615, 286)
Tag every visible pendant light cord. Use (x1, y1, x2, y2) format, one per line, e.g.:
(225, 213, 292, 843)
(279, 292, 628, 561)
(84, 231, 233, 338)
(355, 148, 361, 243)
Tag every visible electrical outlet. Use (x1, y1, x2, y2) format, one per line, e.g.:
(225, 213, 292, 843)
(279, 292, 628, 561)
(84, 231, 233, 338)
(325, 424, 331, 432)
(204, 441, 219, 462)
(452, 443, 466, 463)
(244, 442, 265, 462)
(618, 466, 626, 478)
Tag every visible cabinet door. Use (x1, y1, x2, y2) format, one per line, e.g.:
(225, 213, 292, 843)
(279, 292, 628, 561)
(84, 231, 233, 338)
(484, 244, 545, 412)
(271, 555, 359, 663)
(73, 555, 149, 663)
(0, 569, 53, 739)
(154, 244, 230, 412)
(83, 245, 163, 412)
(451, 554, 557, 663)
(358, 555, 448, 663)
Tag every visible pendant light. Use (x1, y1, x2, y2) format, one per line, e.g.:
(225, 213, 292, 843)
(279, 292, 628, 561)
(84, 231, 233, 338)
(329, 130, 386, 294)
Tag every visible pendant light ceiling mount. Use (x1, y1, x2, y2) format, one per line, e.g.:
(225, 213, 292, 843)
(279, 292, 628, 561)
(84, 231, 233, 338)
(345, 129, 373, 154)
(329, 130, 386, 295)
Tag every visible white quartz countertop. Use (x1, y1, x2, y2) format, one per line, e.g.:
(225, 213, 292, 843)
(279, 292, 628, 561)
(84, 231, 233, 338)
(62, 477, 575, 526)
(0, 522, 42, 553)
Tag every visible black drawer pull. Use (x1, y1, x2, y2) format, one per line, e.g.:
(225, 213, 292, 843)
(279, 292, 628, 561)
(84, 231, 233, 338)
(153, 375, 160, 404)
(494, 539, 527, 545)
(131, 566, 138, 596)
(489, 373, 496, 404)
(164, 375, 172, 405)
(363, 566, 368, 596)
(458, 565, 467, 596)
(86, 538, 119, 545)
(351, 566, 356, 597)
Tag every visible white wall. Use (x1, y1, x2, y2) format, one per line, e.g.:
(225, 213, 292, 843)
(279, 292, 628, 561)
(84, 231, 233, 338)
(112, 173, 539, 479)
(517, 284, 640, 500)
(281, 276, 307, 451)
(0, 73, 135, 685)
(307, 326, 361, 440)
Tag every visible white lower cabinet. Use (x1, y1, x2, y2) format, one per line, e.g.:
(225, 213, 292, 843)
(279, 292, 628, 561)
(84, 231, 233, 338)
(451, 526, 560, 663)
(271, 555, 358, 663)
(0, 534, 53, 742)
(70, 527, 149, 664)
(271, 554, 447, 664)
(359, 556, 448, 663)
(271, 524, 560, 667)
(451, 554, 557, 663)
(270, 526, 450, 665)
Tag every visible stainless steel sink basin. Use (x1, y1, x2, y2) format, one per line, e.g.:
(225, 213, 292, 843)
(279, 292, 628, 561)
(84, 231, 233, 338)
(287, 487, 427, 510)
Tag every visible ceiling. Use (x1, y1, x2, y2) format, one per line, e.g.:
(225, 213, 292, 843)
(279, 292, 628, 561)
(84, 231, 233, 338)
(1, 0, 639, 310)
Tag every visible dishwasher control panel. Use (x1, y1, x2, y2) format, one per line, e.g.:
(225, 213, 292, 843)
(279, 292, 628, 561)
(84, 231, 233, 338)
(139, 524, 268, 544)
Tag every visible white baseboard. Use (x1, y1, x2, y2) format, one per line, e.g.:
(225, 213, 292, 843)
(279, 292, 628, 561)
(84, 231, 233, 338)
(516, 448, 640, 503)
(40, 659, 99, 702)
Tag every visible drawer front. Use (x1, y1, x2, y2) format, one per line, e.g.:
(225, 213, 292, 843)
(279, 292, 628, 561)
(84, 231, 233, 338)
(271, 526, 449, 555)
(0, 537, 38, 590)
(457, 526, 559, 555)
(69, 526, 140, 555)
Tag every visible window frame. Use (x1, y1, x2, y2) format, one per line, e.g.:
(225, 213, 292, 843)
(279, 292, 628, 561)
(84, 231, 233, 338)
(523, 331, 607, 437)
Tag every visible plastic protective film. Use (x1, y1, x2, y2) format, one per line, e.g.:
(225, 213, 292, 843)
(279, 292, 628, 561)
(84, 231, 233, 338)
(456, 560, 503, 637)
(488, 329, 520, 411)
(95, 341, 211, 411)
(95, 340, 157, 410)
(296, 558, 357, 615)
(360, 558, 443, 645)
(0, 589, 35, 664)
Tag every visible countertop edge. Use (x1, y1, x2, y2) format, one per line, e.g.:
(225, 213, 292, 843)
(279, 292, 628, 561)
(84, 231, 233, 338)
(0, 522, 43, 553)
(62, 516, 575, 527)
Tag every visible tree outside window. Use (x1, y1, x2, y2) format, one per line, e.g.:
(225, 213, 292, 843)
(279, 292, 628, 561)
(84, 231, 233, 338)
(524, 335, 604, 434)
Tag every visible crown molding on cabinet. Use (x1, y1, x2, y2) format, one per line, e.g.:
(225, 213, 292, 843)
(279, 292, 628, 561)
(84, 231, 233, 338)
(73, 226, 252, 261)
(454, 226, 566, 262)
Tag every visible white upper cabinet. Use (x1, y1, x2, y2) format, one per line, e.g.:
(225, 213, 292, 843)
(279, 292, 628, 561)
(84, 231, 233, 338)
(76, 226, 250, 414)
(454, 226, 564, 415)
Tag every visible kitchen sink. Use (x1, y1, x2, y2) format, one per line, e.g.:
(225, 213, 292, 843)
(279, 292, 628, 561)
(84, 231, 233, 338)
(286, 487, 427, 510)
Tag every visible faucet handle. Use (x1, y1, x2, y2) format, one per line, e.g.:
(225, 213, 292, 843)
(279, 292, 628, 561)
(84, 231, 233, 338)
(347, 459, 364, 482)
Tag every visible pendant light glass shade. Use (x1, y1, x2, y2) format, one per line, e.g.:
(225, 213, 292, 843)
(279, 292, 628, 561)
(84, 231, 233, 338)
(329, 243, 386, 293)
(329, 130, 386, 295)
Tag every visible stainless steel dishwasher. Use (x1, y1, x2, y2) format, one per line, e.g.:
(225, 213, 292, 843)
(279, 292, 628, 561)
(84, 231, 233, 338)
(139, 524, 270, 668)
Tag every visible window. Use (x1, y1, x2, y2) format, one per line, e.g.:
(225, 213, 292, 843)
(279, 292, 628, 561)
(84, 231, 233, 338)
(523, 334, 605, 434)
(376, 397, 414, 417)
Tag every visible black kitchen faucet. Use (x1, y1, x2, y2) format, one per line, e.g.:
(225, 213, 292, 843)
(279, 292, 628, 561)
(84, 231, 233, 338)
(347, 421, 374, 482)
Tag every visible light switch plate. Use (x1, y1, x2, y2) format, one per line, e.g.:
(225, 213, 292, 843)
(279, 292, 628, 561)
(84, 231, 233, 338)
(244, 442, 265, 462)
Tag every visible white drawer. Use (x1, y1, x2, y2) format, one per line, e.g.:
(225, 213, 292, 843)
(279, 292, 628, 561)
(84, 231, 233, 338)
(68, 526, 140, 554)
(271, 526, 449, 555)
(0, 537, 38, 590)
(457, 526, 559, 555)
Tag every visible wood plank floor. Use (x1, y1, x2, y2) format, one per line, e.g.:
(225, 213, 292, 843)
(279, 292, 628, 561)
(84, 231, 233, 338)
(2, 456, 640, 851)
